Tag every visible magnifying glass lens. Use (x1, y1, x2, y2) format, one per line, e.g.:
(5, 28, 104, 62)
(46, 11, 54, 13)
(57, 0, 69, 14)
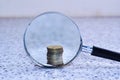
(24, 12, 82, 67)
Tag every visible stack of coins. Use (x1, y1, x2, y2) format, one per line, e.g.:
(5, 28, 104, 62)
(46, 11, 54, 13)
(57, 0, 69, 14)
(47, 45, 64, 66)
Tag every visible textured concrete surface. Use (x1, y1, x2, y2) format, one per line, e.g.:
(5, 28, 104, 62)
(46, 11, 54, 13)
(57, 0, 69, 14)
(0, 18, 120, 80)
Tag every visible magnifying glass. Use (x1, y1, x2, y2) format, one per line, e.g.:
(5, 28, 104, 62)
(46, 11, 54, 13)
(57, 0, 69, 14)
(24, 12, 120, 68)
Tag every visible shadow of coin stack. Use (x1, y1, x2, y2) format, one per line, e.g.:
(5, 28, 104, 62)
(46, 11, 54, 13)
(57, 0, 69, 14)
(47, 45, 64, 66)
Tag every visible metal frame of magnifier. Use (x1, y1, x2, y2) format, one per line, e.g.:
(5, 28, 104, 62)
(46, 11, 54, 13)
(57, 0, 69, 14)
(23, 12, 84, 68)
(24, 12, 120, 68)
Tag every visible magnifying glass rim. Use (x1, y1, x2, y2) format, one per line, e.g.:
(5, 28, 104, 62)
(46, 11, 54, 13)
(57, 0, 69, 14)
(23, 11, 83, 68)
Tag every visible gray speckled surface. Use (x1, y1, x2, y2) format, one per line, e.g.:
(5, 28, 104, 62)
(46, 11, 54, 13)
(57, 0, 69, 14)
(0, 18, 120, 80)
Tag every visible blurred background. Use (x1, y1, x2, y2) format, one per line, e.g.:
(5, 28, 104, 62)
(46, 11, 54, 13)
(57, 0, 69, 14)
(0, 0, 120, 18)
(0, 0, 120, 80)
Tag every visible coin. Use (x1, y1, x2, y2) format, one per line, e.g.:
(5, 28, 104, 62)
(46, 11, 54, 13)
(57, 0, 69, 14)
(47, 45, 64, 66)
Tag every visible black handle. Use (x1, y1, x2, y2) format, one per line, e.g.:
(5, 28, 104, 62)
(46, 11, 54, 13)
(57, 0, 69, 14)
(91, 46, 120, 61)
